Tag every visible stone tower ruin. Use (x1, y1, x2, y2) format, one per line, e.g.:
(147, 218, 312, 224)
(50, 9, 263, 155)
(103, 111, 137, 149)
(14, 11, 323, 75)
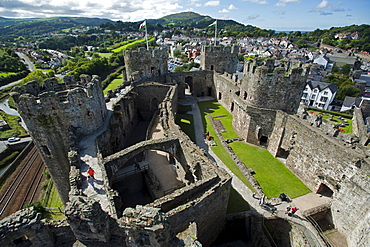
(242, 58, 310, 114)
(200, 45, 238, 74)
(124, 47, 168, 81)
(11, 75, 107, 204)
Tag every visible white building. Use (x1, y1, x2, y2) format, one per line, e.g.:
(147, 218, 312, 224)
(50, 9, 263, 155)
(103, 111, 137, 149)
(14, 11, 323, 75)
(301, 81, 338, 110)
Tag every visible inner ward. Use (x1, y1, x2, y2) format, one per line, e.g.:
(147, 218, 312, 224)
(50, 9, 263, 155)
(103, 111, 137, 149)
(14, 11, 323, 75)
(99, 84, 189, 215)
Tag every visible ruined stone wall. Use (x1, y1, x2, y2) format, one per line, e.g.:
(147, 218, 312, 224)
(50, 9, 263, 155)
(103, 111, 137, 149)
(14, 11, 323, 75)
(242, 59, 310, 114)
(352, 108, 369, 146)
(0, 208, 75, 246)
(11, 75, 107, 204)
(97, 93, 138, 158)
(166, 70, 214, 99)
(213, 72, 277, 145)
(124, 47, 168, 81)
(269, 114, 370, 246)
(133, 82, 172, 121)
(200, 45, 238, 74)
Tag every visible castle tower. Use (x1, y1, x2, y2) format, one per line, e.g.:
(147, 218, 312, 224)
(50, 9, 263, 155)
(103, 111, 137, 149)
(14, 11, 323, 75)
(200, 45, 238, 74)
(242, 59, 310, 114)
(11, 75, 108, 204)
(124, 47, 168, 82)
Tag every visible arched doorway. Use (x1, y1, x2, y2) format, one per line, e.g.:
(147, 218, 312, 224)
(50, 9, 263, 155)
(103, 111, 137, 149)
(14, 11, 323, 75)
(185, 76, 193, 95)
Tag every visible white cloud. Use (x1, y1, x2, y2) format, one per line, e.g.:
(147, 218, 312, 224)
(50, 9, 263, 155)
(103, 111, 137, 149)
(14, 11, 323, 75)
(316, 0, 330, 9)
(219, 8, 229, 13)
(204, 1, 220, 7)
(195, 3, 202, 7)
(0, 0, 184, 21)
(242, 0, 267, 4)
(228, 4, 238, 10)
(275, 0, 300, 7)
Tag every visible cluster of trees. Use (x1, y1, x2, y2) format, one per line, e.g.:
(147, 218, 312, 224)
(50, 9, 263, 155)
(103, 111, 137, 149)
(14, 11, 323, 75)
(0, 48, 29, 86)
(62, 57, 111, 79)
(0, 48, 27, 72)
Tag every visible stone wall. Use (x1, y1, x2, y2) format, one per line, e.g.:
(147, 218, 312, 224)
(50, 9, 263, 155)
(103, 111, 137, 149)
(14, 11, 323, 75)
(200, 45, 238, 74)
(242, 59, 310, 114)
(166, 70, 214, 99)
(267, 113, 370, 246)
(124, 47, 168, 81)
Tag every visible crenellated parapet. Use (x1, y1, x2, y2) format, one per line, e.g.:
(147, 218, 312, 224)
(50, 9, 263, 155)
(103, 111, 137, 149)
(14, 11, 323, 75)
(200, 45, 239, 74)
(242, 58, 310, 113)
(124, 47, 168, 82)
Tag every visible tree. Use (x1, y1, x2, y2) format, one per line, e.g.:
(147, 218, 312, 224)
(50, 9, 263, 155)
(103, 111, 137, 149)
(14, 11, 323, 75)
(335, 85, 362, 100)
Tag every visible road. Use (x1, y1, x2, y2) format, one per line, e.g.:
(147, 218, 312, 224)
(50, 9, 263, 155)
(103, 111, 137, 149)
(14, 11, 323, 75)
(15, 52, 35, 72)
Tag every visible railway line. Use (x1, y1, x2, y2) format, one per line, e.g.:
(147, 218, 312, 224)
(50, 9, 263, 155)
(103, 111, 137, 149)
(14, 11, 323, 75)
(0, 146, 45, 220)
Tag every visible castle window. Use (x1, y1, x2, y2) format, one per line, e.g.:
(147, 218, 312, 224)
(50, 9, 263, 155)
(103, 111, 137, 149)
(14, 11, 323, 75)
(218, 92, 222, 100)
(210, 65, 214, 70)
(230, 102, 234, 112)
(235, 91, 240, 96)
(243, 91, 247, 100)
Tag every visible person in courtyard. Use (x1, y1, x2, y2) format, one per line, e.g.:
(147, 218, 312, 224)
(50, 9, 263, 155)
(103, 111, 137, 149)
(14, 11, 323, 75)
(87, 167, 95, 180)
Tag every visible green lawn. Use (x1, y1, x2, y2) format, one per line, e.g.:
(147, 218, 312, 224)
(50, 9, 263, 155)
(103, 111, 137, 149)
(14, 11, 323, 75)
(178, 104, 192, 112)
(175, 114, 196, 143)
(103, 74, 123, 95)
(98, 53, 113, 58)
(111, 38, 155, 53)
(198, 101, 255, 191)
(42, 180, 65, 221)
(230, 141, 310, 198)
(198, 100, 310, 199)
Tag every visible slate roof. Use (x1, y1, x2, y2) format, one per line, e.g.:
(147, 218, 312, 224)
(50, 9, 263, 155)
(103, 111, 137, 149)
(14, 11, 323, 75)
(307, 81, 338, 93)
(342, 96, 363, 108)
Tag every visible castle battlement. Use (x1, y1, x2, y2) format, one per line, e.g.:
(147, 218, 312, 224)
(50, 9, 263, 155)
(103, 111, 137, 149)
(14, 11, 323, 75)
(124, 47, 168, 59)
(243, 59, 310, 86)
(201, 45, 238, 55)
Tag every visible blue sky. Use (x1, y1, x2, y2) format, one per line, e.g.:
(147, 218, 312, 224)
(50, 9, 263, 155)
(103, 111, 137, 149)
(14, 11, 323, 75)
(0, 0, 369, 31)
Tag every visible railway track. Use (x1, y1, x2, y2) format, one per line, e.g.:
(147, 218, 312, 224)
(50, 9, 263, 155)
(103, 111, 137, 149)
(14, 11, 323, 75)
(0, 146, 45, 220)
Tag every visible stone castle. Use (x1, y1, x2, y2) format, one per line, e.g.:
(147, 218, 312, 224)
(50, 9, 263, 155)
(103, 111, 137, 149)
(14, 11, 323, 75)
(0, 45, 369, 246)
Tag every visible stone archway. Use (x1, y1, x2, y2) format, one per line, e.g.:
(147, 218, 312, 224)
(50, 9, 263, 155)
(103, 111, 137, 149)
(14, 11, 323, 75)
(185, 76, 193, 95)
(316, 183, 334, 197)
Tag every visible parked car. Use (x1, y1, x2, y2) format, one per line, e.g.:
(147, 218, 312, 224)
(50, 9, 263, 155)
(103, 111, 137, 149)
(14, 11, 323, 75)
(7, 137, 20, 142)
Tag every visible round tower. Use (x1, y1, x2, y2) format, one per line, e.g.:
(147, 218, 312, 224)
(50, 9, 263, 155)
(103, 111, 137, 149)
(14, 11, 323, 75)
(11, 75, 108, 204)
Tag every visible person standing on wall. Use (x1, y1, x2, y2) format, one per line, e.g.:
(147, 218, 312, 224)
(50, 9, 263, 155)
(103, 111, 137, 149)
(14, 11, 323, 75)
(87, 167, 95, 180)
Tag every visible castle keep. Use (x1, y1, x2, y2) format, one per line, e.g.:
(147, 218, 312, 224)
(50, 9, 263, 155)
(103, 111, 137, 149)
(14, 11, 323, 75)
(1, 45, 369, 246)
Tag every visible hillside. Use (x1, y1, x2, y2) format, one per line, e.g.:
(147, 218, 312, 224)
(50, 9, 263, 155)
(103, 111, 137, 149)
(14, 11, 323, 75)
(0, 17, 113, 40)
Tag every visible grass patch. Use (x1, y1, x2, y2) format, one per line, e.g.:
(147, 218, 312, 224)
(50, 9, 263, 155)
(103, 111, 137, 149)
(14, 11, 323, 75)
(178, 104, 192, 112)
(322, 115, 352, 133)
(98, 53, 113, 58)
(175, 114, 196, 143)
(199, 100, 310, 199)
(0, 151, 19, 169)
(42, 176, 65, 221)
(111, 38, 155, 53)
(230, 141, 311, 199)
(227, 187, 250, 213)
(0, 72, 16, 76)
(0, 110, 27, 138)
(198, 101, 255, 191)
(103, 74, 123, 95)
